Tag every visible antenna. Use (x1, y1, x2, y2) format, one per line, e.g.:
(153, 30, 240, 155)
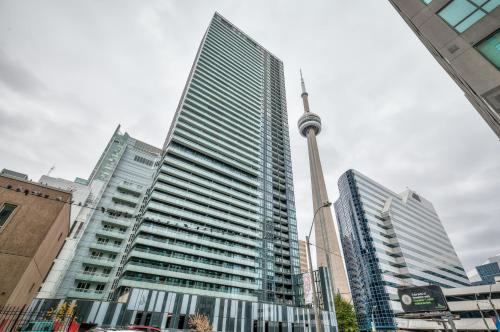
(300, 69, 307, 94)
(47, 165, 55, 176)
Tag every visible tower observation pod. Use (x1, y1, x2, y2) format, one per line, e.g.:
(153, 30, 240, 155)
(297, 70, 351, 303)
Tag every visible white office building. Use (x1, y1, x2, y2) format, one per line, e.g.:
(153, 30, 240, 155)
(334, 169, 469, 331)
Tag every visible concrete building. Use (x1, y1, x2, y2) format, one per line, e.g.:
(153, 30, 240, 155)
(299, 239, 313, 305)
(36, 175, 91, 298)
(298, 240, 309, 274)
(398, 278, 500, 331)
(0, 172, 71, 306)
(388, 0, 500, 139)
(116, 13, 303, 306)
(39, 125, 161, 301)
(297, 72, 351, 303)
(38, 175, 91, 229)
(469, 254, 500, 286)
(334, 169, 469, 331)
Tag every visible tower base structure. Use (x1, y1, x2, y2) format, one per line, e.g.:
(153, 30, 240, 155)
(30, 288, 338, 332)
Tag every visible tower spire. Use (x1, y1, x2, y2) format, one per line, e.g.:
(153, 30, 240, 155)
(297, 72, 352, 304)
(300, 70, 311, 114)
(300, 69, 307, 95)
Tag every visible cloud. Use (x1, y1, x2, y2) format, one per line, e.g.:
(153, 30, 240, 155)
(0, 0, 498, 272)
(0, 49, 45, 95)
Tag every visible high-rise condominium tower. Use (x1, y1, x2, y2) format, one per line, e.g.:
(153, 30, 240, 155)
(334, 169, 469, 331)
(297, 73, 351, 303)
(41, 126, 161, 301)
(117, 13, 302, 306)
(388, 0, 500, 139)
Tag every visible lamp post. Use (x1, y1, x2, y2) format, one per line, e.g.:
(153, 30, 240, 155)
(306, 201, 332, 332)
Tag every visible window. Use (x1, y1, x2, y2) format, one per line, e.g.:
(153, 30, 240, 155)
(96, 284, 105, 291)
(134, 155, 154, 167)
(0, 203, 17, 228)
(438, 0, 499, 33)
(91, 251, 103, 257)
(84, 266, 97, 274)
(475, 29, 500, 69)
(76, 282, 90, 290)
(421, 0, 433, 4)
(97, 237, 108, 244)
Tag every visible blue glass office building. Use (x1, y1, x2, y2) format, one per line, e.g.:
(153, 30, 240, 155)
(117, 13, 302, 306)
(334, 170, 469, 331)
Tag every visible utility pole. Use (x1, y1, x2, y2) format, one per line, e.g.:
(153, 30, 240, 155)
(306, 235, 322, 332)
(305, 201, 335, 332)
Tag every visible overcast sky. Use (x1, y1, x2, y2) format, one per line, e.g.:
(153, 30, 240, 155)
(1, 0, 499, 271)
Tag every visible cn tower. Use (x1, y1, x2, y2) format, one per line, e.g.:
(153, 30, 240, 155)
(297, 71, 351, 302)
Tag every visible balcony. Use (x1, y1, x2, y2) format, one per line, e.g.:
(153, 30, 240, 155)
(136, 223, 257, 257)
(147, 198, 258, 235)
(274, 277, 292, 285)
(161, 158, 258, 196)
(133, 236, 257, 267)
(107, 203, 136, 216)
(118, 277, 258, 302)
(89, 242, 122, 253)
(96, 228, 127, 240)
(67, 288, 105, 300)
(138, 221, 258, 249)
(75, 272, 110, 283)
(112, 192, 140, 206)
(275, 288, 293, 295)
(82, 256, 116, 268)
(124, 262, 258, 289)
(102, 218, 131, 228)
(117, 181, 143, 195)
(275, 258, 291, 266)
(127, 249, 257, 278)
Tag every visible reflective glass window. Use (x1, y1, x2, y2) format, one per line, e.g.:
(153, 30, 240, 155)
(475, 29, 500, 69)
(438, 0, 499, 32)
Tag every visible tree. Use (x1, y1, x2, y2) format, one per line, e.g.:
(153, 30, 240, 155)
(334, 294, 358, 332)
(189, 313, 212, 332)
(45, 301, 77, 322)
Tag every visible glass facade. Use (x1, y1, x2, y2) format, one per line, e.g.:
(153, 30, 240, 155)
(475, 29, 500, 69)
(438, 0, 499, 33)
(477, 262, 500, 284)
(117, 13, 301, 306)
(334, 170, 469, 331)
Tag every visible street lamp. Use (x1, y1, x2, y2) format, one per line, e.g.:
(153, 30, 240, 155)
(306, 201, 332, 332)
